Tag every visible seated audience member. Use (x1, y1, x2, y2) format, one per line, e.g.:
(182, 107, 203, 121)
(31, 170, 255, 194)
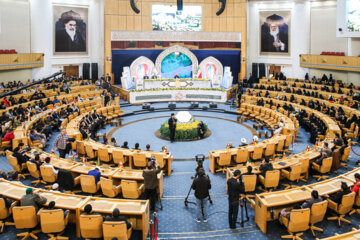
(241, 165, 254, 177)
(146, 144, 152, 151)
(21, 187, 47, 212)
(259, 157, 273, 177)
(324, 181, 351, 204)
(12, 147, 29, 165)
(0, 195, 12, 208)
(301, 190, 323, 209)
(109, 137, 119, 147)
(333, 133, 344, 147)
(121, 141, 129, 149)
(240, 138, 247, 147)
(30, 129, 46, 147)
(227, 142, 235, 148)
(274, 119, 284, 135)
(134, 143, 140, 150)
(314, 142, 332, 165)
(3, 129, 14, 143)
(104, 208, 132, 229)
(82, 204, 100, 216)
(352, 173, 360, 195)
(42, 200, 69, 217)
(30, 154, 42, 170)
(88, 167, 101, 184)
(43, 157, 58, 175)
(102, 134, 108, 145)
(279, 203, 302, 225)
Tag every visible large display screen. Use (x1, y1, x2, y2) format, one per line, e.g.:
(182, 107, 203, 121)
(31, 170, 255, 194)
(346, 0, 360, 32)
(152, 5, 202, 31)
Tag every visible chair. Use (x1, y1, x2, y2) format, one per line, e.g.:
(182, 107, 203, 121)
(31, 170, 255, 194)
(309, 200, 328, 236)
(98, 148, 112, 165)
(85, 144, 97, 161)
(259, 170, 280, 192)
(100, 177, 121, 198)
(0, 198, 15, 233)
(281, 208, 310, 240)
(350, 194, 360, 216)
(121, 180, 144, 199)
(154, 154, 166, 169)
(13, 206, 41, 240)
(241, 174, 257, 206)
(263, 143, 276, 159)
(27, 162, 46, 186)
(284, 135, 293, 152)
(312, 157, 332, 181)
(132, 153, 147, 168)
(76, 141, 86, 157)
(250, 147, 263, 161)
(281, 163, 301, 189)
(103, 221, 132, 240)
(299, 158, 310, 182)
(38, 209, 70, 240)
(340, 146, 351, 168)
(80, 175, 100, 195)
(40, 165, 58, 188)
(276, 138, 286, 155)
(216, 152, 232, 174)
(327, 192, 356, 226)
(80, 214, 103, 239)
(6, 151, 28, 179)
(345, 126, 359, 140)
(113, 150, 125, 165)
(235, 149, 249, 165)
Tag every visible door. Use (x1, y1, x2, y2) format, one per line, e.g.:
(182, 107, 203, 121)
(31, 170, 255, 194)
(63, 65, 79, 78)
(268, 65, 281, 76)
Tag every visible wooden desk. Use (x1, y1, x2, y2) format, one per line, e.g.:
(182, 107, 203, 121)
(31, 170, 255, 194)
(78, 197, 149, 240)
(0, 179, 150, 240)
(319, 229, 360, 239)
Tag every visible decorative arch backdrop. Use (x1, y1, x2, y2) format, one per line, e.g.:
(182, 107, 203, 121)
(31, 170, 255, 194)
(111, 49, 241, 84)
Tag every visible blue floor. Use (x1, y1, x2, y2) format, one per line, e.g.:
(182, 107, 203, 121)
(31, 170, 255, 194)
(1, 102, 360, 239)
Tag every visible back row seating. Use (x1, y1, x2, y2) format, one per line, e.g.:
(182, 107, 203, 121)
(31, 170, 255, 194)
(0, 49, 17, 54)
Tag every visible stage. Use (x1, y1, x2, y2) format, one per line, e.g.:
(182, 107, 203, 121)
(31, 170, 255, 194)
(112, 85, 236, 104)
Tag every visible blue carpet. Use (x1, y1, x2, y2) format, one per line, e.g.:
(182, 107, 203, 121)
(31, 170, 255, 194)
(1, 102, 360, 239)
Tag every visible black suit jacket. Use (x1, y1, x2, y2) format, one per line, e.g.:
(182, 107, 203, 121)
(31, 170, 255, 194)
(168, 118, 177, 130)
(55, 29, 86, 52)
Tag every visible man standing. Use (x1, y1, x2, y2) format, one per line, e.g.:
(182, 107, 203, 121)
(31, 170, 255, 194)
(54, 128, 69, 158)
(168, 113, 177, 143)
(192, 168, 211, 223)
(143, 160, 161, 211)
(227, 170, 244, 229)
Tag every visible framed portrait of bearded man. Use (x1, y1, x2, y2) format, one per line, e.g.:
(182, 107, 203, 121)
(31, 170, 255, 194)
(260, 11, 291, 56)
(53, 5, 88, 55)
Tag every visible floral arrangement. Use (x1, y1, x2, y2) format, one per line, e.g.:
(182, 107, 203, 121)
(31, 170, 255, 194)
(130, 88, 226, 93)
(159, 120, 208, 141)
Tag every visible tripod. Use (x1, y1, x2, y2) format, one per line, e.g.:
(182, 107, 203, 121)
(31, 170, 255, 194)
(239, 197, 249, 227)
(184, 172, 213, 207)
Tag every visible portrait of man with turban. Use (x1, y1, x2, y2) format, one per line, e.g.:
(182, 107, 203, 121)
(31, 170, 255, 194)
(260, 12, 290, 54)
(55, 8, 87, 53)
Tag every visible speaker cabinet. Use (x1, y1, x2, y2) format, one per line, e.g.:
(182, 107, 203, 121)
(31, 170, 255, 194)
(91, 63, 98, 80)
(82, 63, 90, 80)
(177, 0, 183, 11)
(130, 0, 140, 14)
(252, 63, 258, 79)
(216, 0, 226, 16)
(259, 63, 266, 78)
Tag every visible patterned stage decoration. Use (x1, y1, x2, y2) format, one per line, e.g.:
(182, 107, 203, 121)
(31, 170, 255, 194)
(199, 56, 223, 88)
(129, 56, 155, 90)
(155, 45, 199, 79)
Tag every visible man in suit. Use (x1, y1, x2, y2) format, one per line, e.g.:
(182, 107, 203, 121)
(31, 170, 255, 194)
(168, 113, 177, 143)
(104, 208, 132, 229)
(55, 11, 86, 52)
(259, 157, 273, 177)
(227, 170, 244, 229)
(261, 14, 288, 53)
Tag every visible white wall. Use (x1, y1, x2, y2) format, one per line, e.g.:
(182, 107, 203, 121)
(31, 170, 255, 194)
(0, 0, 32, 82)
(29, 0, 104, 80)
(247, 1, 311, 79)
(247, 0, 360, 84)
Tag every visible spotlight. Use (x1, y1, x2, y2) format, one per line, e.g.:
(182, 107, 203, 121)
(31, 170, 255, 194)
(189, 102, 199, 109)
(142, 103, 150, 110)
(168, 102, 176, 110)
(209, 103, 217, 108)
(174, 52, 180, 57)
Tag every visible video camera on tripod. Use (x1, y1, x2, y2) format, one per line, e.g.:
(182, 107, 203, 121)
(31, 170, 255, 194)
(185, 154, 213, 207)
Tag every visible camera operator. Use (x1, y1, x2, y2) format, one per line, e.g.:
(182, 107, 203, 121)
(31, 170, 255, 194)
(192, 168, 211, 223)
(227, 169, 244, 229)
(143, 159, 161, 211)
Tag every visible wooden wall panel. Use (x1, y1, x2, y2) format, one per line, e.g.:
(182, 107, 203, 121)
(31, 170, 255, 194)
(0, 53, 44, 71)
